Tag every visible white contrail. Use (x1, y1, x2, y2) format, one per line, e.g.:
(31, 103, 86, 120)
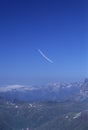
(38, 49, 53, 63)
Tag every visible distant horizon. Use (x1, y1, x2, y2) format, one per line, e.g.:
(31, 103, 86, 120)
(0, 77, 86, 87)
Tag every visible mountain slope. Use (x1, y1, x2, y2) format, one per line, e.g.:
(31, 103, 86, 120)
(36, 111, 88, 130)
(0, 99, 88, 130)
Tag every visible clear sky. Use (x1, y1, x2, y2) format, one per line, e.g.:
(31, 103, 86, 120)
(0, 0, 88, 85)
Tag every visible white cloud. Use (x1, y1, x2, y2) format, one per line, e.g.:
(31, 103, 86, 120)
(0, 85, 24, 92)
(0, 84, 39, 92)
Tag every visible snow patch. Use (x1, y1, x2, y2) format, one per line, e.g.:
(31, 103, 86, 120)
(73, 112, 81, 119)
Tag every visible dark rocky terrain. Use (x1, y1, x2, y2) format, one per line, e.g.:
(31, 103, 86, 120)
(0, 99, 88, 130)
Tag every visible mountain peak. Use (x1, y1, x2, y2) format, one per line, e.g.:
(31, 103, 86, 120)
(84, 78, 88, 83)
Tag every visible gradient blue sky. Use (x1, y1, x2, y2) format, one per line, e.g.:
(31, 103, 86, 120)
(0, 0, 88, 85)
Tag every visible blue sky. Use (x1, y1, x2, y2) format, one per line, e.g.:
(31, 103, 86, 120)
(0, 0, 87, 85)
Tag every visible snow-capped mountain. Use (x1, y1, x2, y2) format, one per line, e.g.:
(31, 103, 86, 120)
(0, 81, 82, 102)
(77, 78, 88, 101)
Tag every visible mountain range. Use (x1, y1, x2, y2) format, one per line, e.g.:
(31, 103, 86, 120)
(0, 79, 88, 102)
(0, 79, 88, 130)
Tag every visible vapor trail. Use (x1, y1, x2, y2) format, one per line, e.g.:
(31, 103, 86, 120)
(38, 49, 53, 63)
